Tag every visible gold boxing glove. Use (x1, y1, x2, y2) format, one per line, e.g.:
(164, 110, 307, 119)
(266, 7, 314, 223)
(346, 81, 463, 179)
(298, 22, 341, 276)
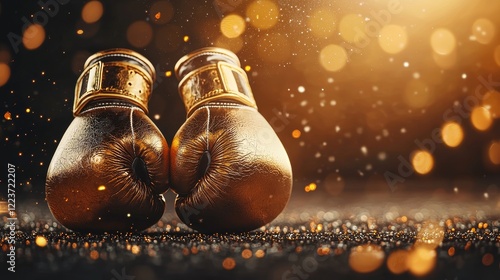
(170, 47, 293, 233)
(45, 49, 169, 232)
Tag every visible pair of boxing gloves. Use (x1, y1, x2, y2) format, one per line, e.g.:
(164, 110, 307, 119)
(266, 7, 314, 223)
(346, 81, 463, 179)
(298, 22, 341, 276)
(45, 47, 292, 233)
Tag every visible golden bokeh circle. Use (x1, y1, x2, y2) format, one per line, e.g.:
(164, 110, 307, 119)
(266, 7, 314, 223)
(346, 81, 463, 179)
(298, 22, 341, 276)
(319, 44, 348, 72)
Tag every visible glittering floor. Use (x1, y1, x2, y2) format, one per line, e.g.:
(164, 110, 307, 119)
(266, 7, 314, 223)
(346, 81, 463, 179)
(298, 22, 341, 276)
(1, 191, 500, 280)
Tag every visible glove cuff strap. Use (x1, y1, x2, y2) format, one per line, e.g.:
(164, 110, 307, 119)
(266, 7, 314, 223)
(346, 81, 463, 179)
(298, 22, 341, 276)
(175, 47, 257, 116)
(73, 49, 154, 116)
(177, 60, 257, 117)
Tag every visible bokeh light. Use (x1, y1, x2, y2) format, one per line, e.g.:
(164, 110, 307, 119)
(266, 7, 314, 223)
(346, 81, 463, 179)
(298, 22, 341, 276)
(319, 44, 348, 72)
(308, 8, 336, 38)
(304, 182, 317, 192)
(470, 106, 492, 131)
(481, 91, 500, 118)
(35, 236, 48, 247)
(488, 141, 500, 165)
(149, 1, 174, 24)
(415, 221, 444, 249)
(127, 21, 153, 48)
(22, 24, 45, 50)
(257, 32, 291, 63)
(411, 150, 434, 175)
(220, 14, 246, 39)
(246, 0, 279, 30)
(292, 129, 301, 139)
(348, 244, 385, 273)
(407, 247, 436, 276)
(386, 250, 409, 274)
(441, 122, 464, 148)
(339, 14, 365, 43)
(430, 28, 456, 55)
(0, 63, 10, 87)
(81, 1, 103, 24)
(482, 253, 494, 266)
(378, 25, 408, 54)
(471, 18, 495, 45)
(222, 257, 236, 270)
(4, 111, 12, 121)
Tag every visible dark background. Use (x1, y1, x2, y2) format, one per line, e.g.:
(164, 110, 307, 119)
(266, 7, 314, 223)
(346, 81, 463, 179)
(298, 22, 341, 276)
(1, 0, 500, 203)
(1, 1, 500, 279)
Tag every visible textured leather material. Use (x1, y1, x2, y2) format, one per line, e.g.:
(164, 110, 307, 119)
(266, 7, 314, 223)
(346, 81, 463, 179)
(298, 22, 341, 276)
(46, 105, 169, 232)
(170, 104, 293, 233)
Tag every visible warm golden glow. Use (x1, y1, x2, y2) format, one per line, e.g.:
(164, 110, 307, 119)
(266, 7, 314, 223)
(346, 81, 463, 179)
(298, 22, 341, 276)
(127, 21, 153, 48)
(472, 18, 495, 45)
(292, 129, 301, 139)
(220, 14, 246, 38)
(246, 0, 279, 30)
(378, 25, 408, 54)
(0, 63, 10, 87)
(339, 14, 365, 43)
(81, 1, 103, 24)
(470, 106, 492, 131)
(488, 141, 500, 165)
(254, 249, 265, 258)
(165, 71, 172, 77)
(257, 33, 291, 63)
(441, 122, 464, 148)
(35, 236, 48, 247)
(430, 28, 456, 55)
(4, 111, 12, 120)
(407, 247, 436, 276)
(348, 244, 385, 273)
(222, 257, 236, 270)
(97, 185, 106, 191)
(482, 91, 500, 118)
(415, 221, 444, 249)
(304, 182, 317, 192)
(411, 150, 434, 175)
(150, 1, 174, 24)
(319, 44, 348, 72)
(432, 50, 457, 69)
(404, 80, 432, 108)
(387, 250, 409, 274)
(76, 29, 84, 35)
(90, 250, 99, 260)
(215, 35, 244, 54)
(23, 24, 45, 50)
(309, 8, 336, 38)
(495, 45, 500, 67)
(241, 249, 252, 259)
(0, 202, 7, 214)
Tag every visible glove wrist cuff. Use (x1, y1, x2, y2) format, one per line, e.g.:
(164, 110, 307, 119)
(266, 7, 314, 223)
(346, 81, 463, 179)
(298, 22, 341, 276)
(73, 49, 155, 116)
(175, 48, 257, 117)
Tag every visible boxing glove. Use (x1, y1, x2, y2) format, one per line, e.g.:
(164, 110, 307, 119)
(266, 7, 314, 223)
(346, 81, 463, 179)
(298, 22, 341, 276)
(170, 47, 293, 233)
(45, 49, 169, 233)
